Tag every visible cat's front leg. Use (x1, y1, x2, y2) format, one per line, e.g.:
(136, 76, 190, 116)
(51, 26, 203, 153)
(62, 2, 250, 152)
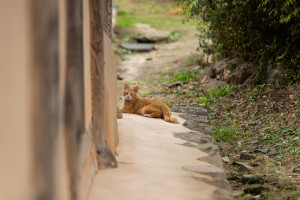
(121, 107, 132, 113)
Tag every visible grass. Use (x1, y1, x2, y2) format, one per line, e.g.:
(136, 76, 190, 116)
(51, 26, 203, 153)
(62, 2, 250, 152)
(195, 85, 236, 109)
(117, 11, 196, 30)
(207, 85, 236, 98)
(248, 83, 266, 100)
(114, 0, 197, 31)
(169, 69, 203, 83)
(213, 125, 239, 143)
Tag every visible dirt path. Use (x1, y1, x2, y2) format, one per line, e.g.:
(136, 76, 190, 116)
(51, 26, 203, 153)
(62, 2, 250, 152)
(117, 34, 199, 83)
(86, 22, 234, 199)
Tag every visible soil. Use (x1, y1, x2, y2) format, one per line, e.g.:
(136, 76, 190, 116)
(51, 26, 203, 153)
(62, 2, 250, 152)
(115, 32, 199, 82)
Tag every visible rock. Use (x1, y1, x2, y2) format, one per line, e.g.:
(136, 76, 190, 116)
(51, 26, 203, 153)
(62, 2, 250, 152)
(240, 153, 255, 160)
(233, 161, 253, 171)
(213, 188, 233, 200)
(198, 143, 219, 153)
(171, 106, 212, 135)
(197, 67, 213, 82)
(212, 59, 227, 77)
(183, 121, 212, 135)
(120, 43, 155, 51)
(171, 106, 208, 116)
(249, 140, 259, 144)
(134, 31, 171, 42)
(168, 81, 188, 88)
(183, 165, 225, 176)
(250, 148, 270, 154)
(222, 156, 230, 163)
(242, 174, 261, 184)
(134, 23, 171, 42)
(252, 195, 262, 199)
(198, 152, 223, 168)
(244, 185, 268, 195)
(227, 63, 254, 84)
(174, 132, 213, 144)
(181, 114, 209, 125)
(226, 58, 244, 69)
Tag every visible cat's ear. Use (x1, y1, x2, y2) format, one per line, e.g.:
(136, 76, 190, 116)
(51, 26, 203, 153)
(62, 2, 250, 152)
(133, 86, 139, 93)
(124, 83, 129, 89)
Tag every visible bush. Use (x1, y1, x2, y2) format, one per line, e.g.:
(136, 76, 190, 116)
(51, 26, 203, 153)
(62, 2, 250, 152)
(178, 0, 300, 83)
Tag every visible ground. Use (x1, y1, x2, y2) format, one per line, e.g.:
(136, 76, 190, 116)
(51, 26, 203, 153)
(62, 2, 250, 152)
(89, 113, 231, 200)
(113, 0, 300, 199)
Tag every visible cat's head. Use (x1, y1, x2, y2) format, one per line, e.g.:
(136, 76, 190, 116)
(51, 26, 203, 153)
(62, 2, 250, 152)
(123, 83, 139, 101)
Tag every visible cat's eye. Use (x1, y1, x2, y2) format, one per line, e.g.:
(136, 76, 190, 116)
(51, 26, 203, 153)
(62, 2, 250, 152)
(123, 92, 128, 95)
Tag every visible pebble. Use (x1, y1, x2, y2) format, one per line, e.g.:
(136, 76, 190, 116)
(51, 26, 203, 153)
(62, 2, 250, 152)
(240, 153, 255, 160)
(222, 156, 230, 163)
(242, 174, 260, 184)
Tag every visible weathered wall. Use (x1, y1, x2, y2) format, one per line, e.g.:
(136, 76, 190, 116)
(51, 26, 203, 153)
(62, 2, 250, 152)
(89, 0, 118, 169)
(0, 0, 118, 199)
(0, 1, 33, 199)
(104, 33, 119, 154)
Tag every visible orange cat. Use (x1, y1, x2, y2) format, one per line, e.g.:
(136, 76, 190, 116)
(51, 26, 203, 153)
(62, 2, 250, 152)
(121, 83, 179, 124)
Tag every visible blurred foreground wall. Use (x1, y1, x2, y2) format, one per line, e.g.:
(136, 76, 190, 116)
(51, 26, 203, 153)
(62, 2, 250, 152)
(0, 0, 118, 199)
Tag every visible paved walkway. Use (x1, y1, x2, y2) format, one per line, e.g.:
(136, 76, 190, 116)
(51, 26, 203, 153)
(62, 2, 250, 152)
(88, 113, 227, 200)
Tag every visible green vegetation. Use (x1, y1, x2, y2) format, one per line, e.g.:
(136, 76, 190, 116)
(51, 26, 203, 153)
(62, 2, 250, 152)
(169, 69, 203, 83)
(248, 84, 266, 101)
(178, 0, 300, 84)
(169, 31, 182, 42)
(115, 1, 196, 30)
(117, 12, 193, 29)
(197, 85, 236, 108)
(213, 125, 239, 143)
(207, 85, 235, 98)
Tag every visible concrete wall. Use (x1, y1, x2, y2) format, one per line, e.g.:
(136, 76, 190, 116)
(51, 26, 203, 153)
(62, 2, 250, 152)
(0, 1, 33, 199)
(0, 0, 118, 199)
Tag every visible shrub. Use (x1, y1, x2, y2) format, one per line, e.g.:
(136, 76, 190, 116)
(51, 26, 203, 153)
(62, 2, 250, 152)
(178, 0, 300, 83)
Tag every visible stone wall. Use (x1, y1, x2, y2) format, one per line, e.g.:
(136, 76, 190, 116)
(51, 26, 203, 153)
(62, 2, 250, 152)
(0, 0, 118, 199)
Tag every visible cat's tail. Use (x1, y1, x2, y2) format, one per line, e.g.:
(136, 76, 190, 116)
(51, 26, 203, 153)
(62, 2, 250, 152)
(163, 112, 180, 124)
(169, 117, 180, 124)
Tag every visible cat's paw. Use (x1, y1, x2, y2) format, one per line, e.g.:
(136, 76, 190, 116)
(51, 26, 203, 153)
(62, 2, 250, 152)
(143, 114, 152, 118)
